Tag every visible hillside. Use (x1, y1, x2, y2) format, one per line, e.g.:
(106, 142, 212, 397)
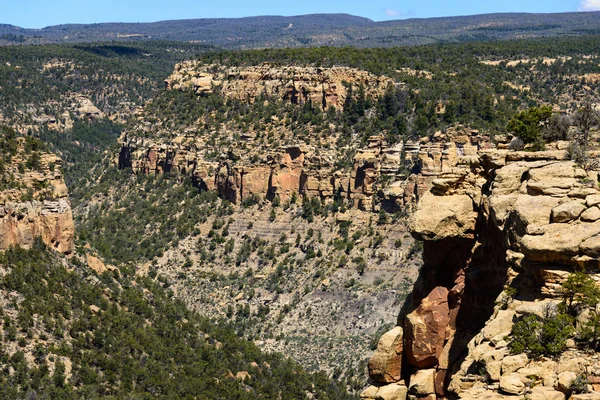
(1, 34, 600, 399)
(0, 127, 356, 399)
(2, 11, 600, 48)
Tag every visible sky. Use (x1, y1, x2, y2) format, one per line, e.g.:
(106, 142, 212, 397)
(2, 0, 600, 29)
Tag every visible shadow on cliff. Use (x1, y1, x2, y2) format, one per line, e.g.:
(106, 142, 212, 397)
(396, 208, 510, 394)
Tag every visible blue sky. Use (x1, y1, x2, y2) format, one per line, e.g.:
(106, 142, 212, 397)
(3, 0, 600, 29)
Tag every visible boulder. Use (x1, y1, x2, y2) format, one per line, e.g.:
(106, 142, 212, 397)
(368, 326, 403, 383)
(482, 310, 515, 341)
(405, 287, 450, 368)
(376, 383, 408, 400)
(557, 371, 577, 393)
(411, 192, 477, 240)
(586, 194, 600, 207)
(361, 385, 380, 399)
(501, 354, 528, 375)
(581, 207, 600, 222)
(551, 200, 586, 223)
(521, 221, 600, 263)
(408, 369, 436, 396)
(513, 195, 560, 228)
(499, 373, 525, 395)
(528, 386, 565, 400)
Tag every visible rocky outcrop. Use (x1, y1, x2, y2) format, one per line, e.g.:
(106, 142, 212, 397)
(119, 127, 495, 213)
(165, 62, 396, 110)
(0, 199, 74, 253)
(366, 143, 600, 398)
(369, 326, 404, 383)
(0, 138, 74, 252)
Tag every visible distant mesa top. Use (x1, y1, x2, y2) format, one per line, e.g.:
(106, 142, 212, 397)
(1, 11, 600, 48)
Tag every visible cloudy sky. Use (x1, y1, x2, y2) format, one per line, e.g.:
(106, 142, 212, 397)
(3, 0, 599, 29)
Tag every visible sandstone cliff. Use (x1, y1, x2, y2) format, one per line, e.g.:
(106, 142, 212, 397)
(165, 62, 395, 110)
(119, 125, 495, 213)
(364, 144, 600, 399)
(0, 136, 74, 252)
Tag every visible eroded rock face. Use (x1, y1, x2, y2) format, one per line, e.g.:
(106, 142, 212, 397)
(404, 287, 450, 368)
(0, 139, 74, 253)
(0, 200, 74, 253)
(165, 62, 395, 110)
(371, 148, 600, 398)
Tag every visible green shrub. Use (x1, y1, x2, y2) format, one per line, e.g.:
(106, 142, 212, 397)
(509, 313, 573, 358)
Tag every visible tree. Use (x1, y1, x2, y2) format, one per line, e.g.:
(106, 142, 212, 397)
(560, 271, 600, 316)
(572, 99, 600, 166)
(507, 106, 552, 150)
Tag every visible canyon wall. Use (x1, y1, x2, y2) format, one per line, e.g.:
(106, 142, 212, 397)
(364, 143, 600, 399)
(165, 62, 395, 110)
(119, 129, 494, 212)
(0, 139, 74, 253)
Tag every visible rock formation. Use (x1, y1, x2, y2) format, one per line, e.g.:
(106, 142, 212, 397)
(165, 62, 395, 110)
(364, 142, 600, 399)
(119, 126, 495, 213)
(0, 138, 74, 252)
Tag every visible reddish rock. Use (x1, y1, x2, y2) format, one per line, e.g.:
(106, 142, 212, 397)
(404, 286, 450, 368)
(435, 369, 447, 397)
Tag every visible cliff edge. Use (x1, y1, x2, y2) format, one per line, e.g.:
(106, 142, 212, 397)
(365, 144, 600, 399)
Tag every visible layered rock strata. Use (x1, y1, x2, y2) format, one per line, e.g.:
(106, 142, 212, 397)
(0, 139, 74, 252)
(165, 62, 395, 110)
(364, 145, 600, 399)
(119, 129, 493, 212)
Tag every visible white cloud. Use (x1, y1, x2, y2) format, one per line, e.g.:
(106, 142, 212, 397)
(579, 0, 600, 11)
(383, 8, 417, 18)
(384, 9, 401, 17)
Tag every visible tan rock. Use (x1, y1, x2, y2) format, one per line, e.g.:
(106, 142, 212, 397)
(570, 393, 600, 400)
(408, 369, 435, 396)
(376, 383, 408, 400)
(482, 310, 515, 341)
(515, 300, 560, 319)
(587, 194, 600, 207)
(86, 254, 116, 274)
(0, 200, 74, 253)
(486, 360, 503, 382)
(368, 326, 403, 383)
(557, 371, 577, 392)
(502, 354, 529, 375)
(361, 385, 380, 399)
(500, 373, 525, 395)
(521, 222, 600, 263)
(581, 207, 600, 222)
(513, 195, 560, 227)
(528, 386, 565, 400)
(411, 192, 477, 240)
(551, 200, 586, 223)
(235, 371, 251, 382)
(580, 234, 600, 258)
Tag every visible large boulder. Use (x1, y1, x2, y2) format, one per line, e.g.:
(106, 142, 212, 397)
(377, 383, 408, 400)
(408, 369, 436, 396)
(499, 373, 525, 395)
(368, 326, 404, 383)
(405, 287, 450, 368)
(411, 192, 477, 241)
(501, 354, 528, 375)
